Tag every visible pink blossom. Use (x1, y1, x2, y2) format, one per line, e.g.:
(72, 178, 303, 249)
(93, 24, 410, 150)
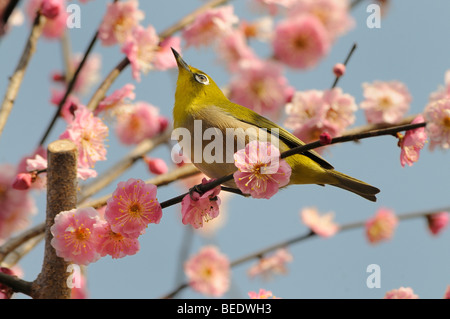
(0, 164, 37, 241)
(444, 285, 450, 299)
(181, 178, 221, 229)
(105, 178, 162, 238)
(285, 88, 357, 144)
(98, 0, 144, 46)
(144, 157, 169, 175)
(182, 5, 238, 47)
(59, 105, 108, 169)
(121, 25, 160, 82)
(184, 246, 230, 297)
(399, 115, 427, 167)
(423, 98, 450, 150)
(216, 30, 257, 72)
(273, 15, 330, 69)
(233, 141, 291, 199)
(301, 207, 339, 237)
(289, 0, 355, 41)
(365, 208, 398, 244)
(96, 84, 136, 115)
(384, 287, 419, 299)
(360, 81, 412, 124)
(40, 0, 63, 19)
(333, 63, 346, 77)
(248, 288, 279, 299)
(229, 58, 294, 116)
(26, 0, 67, 39)
(50, 89, 81, 122)
(50, 207, 105, 265)
(96, 222, 140, 259)
(114, 102, 163, 145)
(426, 212, 449, 236)
(12, 173, 33, 190)
(153, 37, 182, 71)
(428, 70, 450, 103)
(247, 248, 293, 279)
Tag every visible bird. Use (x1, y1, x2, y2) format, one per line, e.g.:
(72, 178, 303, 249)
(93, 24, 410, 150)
(170, 48, 380, 201)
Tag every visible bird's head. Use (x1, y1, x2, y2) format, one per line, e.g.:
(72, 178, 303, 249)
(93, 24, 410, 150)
(171, 48, 226, 107)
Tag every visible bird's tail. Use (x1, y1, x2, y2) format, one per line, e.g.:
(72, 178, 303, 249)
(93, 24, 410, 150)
(328, 170, 380, 202)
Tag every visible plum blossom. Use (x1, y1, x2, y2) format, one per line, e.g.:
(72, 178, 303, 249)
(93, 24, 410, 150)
(26, 0, 68, 39)
(426, 212, 449, 236)
(248, 289, 279, 299)
(153, 36, 182, 71)
(384, 287, 419, 299)
(96, 84, 136, 115)
(247, 248, 293, 279)
(121, 25, 160, 82)
(233, 141, 291, 199)
(285, 88, 357, 145)
(301, 206, 339, 237)
(228, 58, 294, 116)
(98, 0, 144, 46)
(59, 105, 108, 169)
(360, 81, 412, 124)
(288, 0, 355, 41)
(182, 5, 238, 47)
(365, 207, 398, 244)
(105, 178, 162, 238)
(273, 15, 330, 69)
(216, 30, 257, 72)
(181, 178, 221, 229)
(50, 207, 106, 265)
(96, 222, 140, 259)
(184, 246, 230, 297)
(423, 98, 450, 150)
(114, 102, 165, 145)
(398, 115, 427, 167)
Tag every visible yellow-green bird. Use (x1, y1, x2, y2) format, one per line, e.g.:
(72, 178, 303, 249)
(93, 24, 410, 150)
(171, 48, 380, 201)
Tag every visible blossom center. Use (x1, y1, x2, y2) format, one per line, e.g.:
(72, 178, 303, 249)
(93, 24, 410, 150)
(379, 96, 393, 109)
(75, 225, 91, 241)
(443, 116, 450, 128)
(128, 202, 142, 217)
(293, 35, 309, 50)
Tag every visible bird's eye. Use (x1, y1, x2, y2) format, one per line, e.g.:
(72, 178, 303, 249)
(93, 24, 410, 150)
(194, 73, 209, 85)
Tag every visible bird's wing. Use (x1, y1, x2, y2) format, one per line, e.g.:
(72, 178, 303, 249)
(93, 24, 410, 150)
(221, 102, 334, 169)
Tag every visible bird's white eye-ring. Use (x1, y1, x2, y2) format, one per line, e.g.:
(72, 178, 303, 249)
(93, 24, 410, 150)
(194, 73, 209, 85)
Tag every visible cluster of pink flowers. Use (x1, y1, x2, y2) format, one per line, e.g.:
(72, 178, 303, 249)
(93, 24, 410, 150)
(284, 88, 357, 146)
(272, 0, 354, 69)
(233, 141, 292, 199)
(51, 178, 162, 265)
(97, 0, 181, 82)
(184, 246, 230, 297)
(383, 287, 419, 299)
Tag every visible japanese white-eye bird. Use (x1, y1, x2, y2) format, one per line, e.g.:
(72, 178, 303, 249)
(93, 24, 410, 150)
(171, 48, 380, 201)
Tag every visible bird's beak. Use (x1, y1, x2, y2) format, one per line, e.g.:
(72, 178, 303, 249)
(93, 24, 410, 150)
(171, 48, 191, 73)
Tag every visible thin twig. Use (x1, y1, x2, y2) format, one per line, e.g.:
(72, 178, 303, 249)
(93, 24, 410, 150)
(0, 12, 44, 142)
(331, 43, 357, 89)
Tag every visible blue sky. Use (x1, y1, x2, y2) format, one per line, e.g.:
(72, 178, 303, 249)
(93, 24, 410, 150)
(1, 0, 449, 299)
